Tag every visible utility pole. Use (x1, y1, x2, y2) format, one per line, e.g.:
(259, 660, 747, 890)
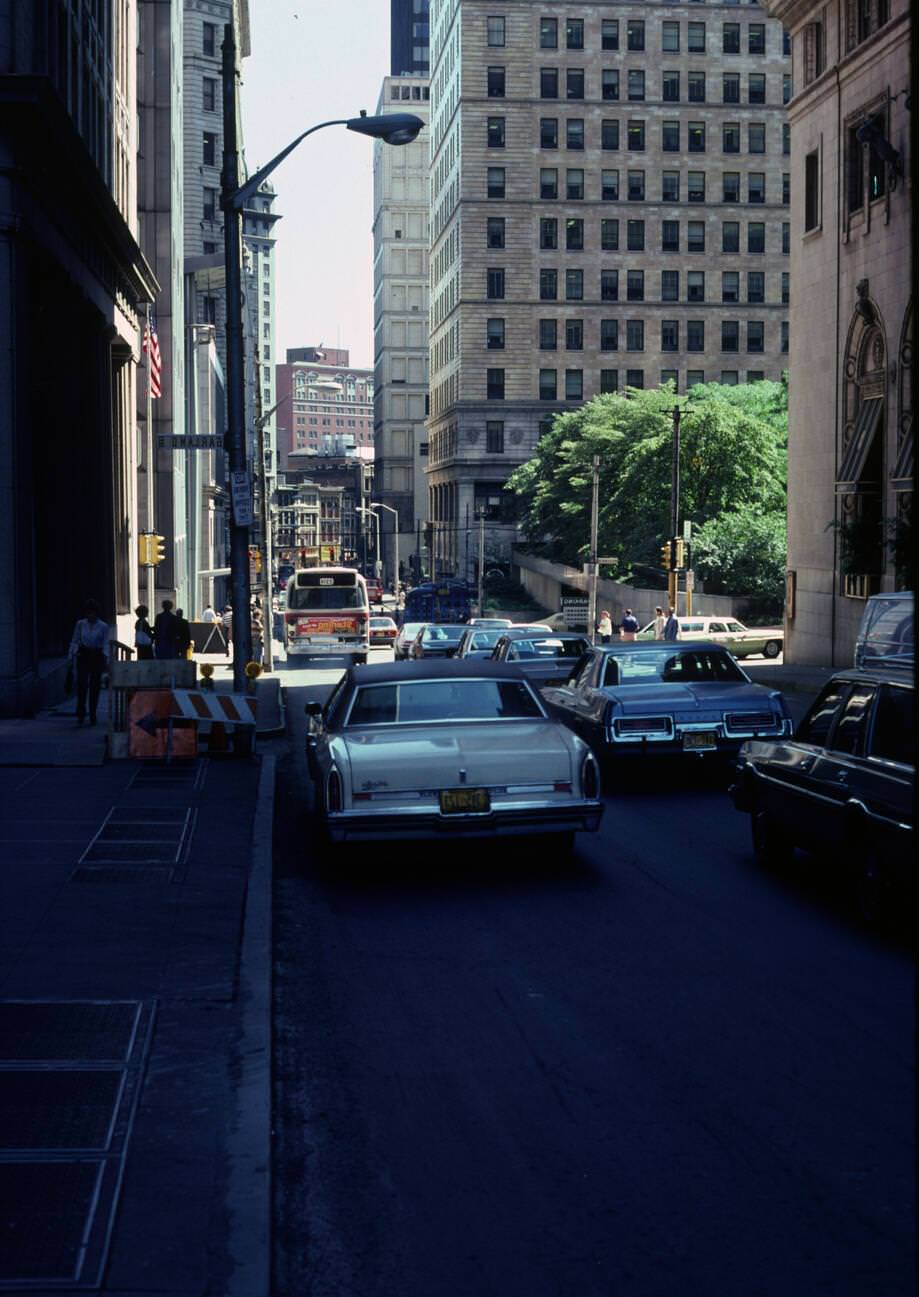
(587, 455, 600, 642)
(144, 304, 156, 614)
(669, 405, 681, 614)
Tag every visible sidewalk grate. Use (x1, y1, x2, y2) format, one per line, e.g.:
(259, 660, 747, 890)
(129, 758, 208, 791)
(70, 866, 173, 884)
(73, 807, 196, 881)
(0, 1000, 155, 1290)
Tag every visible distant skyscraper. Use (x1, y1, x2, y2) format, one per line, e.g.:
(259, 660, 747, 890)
(391, 0, 430, 75)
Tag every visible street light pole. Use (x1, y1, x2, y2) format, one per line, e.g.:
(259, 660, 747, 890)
(587, 454, 600, 643)
(669, 405, 681, 613)
(371, 502, 399, 592)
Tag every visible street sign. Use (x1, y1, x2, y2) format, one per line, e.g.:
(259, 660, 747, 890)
(683, 520, 693, 541)
(157, 435, 224, 451)
(319, 544, 337, 564)
(230, 471, 253, 527)
(685, 569, 695, 592)
(561, 597, 589, 628)
(597, 556, 617, 565)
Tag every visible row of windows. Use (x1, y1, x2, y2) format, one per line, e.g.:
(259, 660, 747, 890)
(389, 83, 431, 101)
(491, 118, 780, 155)
(489, 170, 793, 214)
(486, 214, 788, 256)
(485, 267, 789, 303)
(485, 317, 785, 353)
(487, 16, 773, 56)
(485, 71, 785, 112)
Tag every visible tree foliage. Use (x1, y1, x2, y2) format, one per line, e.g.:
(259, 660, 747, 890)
(692, 507, 787, 599)
(508, 380, 787, 593)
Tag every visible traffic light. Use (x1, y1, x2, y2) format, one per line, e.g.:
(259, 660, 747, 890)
(673, 538, 686, 570)
(660, 541, 673, 572)
(152, 534, 166, 566)
(138, 533, 152, 567)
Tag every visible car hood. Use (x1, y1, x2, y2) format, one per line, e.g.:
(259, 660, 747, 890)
(340, 721, 573, 792)
(606, 681, 775, 712)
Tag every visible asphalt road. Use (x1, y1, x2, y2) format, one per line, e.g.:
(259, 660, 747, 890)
(270, 650, 914, 1297)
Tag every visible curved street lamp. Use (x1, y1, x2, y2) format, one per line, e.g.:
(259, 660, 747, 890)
(220, 21, 422, 686)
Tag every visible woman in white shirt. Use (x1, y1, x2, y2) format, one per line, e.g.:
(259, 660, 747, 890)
(68, 600, 110, 726)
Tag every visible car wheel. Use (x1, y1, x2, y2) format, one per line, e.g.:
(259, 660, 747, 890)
(763, 639, 781, 659)
(750, 806, 791, 868)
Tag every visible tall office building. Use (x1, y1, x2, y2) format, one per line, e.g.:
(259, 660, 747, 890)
(392, 0, 431, 75)
(373, 74, 432, 584)
(427, 0, 791, 574)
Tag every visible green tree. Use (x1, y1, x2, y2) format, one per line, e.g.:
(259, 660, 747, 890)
(692, 506, 787, 599)
(508, 380, 787, 591)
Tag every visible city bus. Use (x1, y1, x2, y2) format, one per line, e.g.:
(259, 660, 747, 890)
(283, 567, 370, 664)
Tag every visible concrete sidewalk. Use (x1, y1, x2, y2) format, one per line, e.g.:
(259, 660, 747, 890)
(0, 750, 274, 1296)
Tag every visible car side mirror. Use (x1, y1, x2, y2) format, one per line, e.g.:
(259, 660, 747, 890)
(304, 701, 322, 718)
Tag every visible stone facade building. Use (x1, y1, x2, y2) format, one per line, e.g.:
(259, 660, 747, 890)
(765, 0, 910, 664)
(275, 351, 375, 470)
(427, 0, 791, 575)
(373, 74, 432, 584)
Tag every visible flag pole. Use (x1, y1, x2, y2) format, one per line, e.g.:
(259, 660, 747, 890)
(145, 305, 156, 614)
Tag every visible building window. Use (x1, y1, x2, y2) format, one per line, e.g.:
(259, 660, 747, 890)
(782, 172, 790, 205)
(626, 369, 644, 389)
(662, 72, 680, 104)
(602, 69, 620, 101)
(539, 369, 558, 400)
(749, 123, 766, 153)
(722, 271, 740, 302)
(487, 117, 505, 147)
(601, 269, 619, 301)
(487, 217, 506, 248)
(722, 320, 740, 351)
(781, 321, 789, 353)
(488, 66, 505, 96)
(662, 171, 680, 201)
(602, 119, 620, 150)
(662, 269, 680, 301)
(565, 269, 584, 300)
(539, 319, 557, 350)
(687, 221, 705, 252)
(627, 270, 644, 302)
(662, 220, 680, 252)
(203, 187, 217, 221)
(565, 319, 584, 351)
(688, 72, 706, 103)
(566, 169, 585, 200)
(688, 21, 706, 52)
(782, 221, 790, 253)
(601, 369, 619, 394)
(749, 23, 766, 53)
(601, 218, 619, 250)
(723, 171, 740, 202)
(627, 20, 645, 50)
(662, 21, 680, 52)
(487, 268, 505, 299)
(203, 77, 217, 112)
(803, 20, 825, 83)
(626, 320, 644, 351)
(662, 320, 679, 352)
(602, 169, 619, 201)
(723, 122, 741, 154)
(661, 370, 679, 389)
(723, 221, 740, 252)
(540, 68, 558, 98)
(748, 221, 765, 253)
(487, 368, 505, 399)
(627, 170, 645, 200)
(540, 168, 558, 199)
(748, 73, 766, 104)
(688, 122, 706, 153)
(747, 371, 765, 383)
(540, 117, 558, 147)
(626, 219, 644, 252)
(687, 370, 705, 388)
(487, 167, 506, 198)
(662, 120, 680, 151)
(486, 420, 505, 452)
(688, 172, 705, 202)
(601, 319, 619, 350)
(782, 272, 790, 304)
(628, 122, 646, 153)
(602, 20, 619, 50)
(487, 15, 506, 46)
(688, 270, 705, 301)
(565, 369, 583, 400)
(747, 271, 765, 302)
(566, 218, 584, 249)
(567, 119, 585, 150)
(540, 217, 558, 248)
(566, 16, 584, 48)
(748, 172, 766, 203)
(721, 371, 739, 385)
(566, 68, 585, 99)
(202, 21, 216, 56)
(723, 22, 741, 52)
(687, 320, 705, 352)
(747, 321, 765, 352)
(540, 269, 558, 299)
(203, 131, 217, 165)
(540, 16, 557, 48)
(627, 71, 645, 102)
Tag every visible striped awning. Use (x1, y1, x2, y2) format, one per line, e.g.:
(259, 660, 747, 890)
(836, 397, 883, 491)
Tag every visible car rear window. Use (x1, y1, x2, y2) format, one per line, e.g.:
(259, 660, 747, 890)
(606, 648, 746, 684)
(869, 684, 914, 766)
(507, 637, 587, 660)
(288, 585, 365, 611)
(471, 631, 502, 649)
(347, 679, 545, 725)
(422, 626, 465, 643)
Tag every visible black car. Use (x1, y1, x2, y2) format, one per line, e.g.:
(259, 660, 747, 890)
(731, 666, 913, 917)
(454, 627, 505, 660)
(490, 630, 592, 688)
(410, 623, 468, 659)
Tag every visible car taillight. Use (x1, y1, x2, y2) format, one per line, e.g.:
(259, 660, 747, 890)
(327, 769, 343, 812)
(553, 781, 572, 793)
(582, 756, 600, 800)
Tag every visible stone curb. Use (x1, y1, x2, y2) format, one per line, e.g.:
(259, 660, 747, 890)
(224, 753, 275, 1297)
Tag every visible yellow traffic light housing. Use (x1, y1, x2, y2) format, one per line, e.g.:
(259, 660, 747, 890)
(138, 533, 152, 567)
(660, 541, 672, 572)
(673, 538, 686, 570)
(152, 534, 166, 565)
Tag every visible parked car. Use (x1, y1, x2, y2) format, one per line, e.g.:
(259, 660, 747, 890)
(394, 622, 426, 661)
(730, 665, 913, 919)
(854, 591, 913, 669)
(491, 631, 592, 688)
(369, 615, 399, 647)
(541, 641, 791, 762)
(306, 660, 603, 844)
(467, 617, 512, 629)
(638, 615, 783, 659)
(455, 627, 506, 659)
(410, 623, 468, 659)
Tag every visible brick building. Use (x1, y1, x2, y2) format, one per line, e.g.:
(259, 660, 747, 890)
(275, 349, 375, 470)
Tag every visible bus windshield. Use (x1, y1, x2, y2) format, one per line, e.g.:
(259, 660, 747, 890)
(288, 585, 365, 612)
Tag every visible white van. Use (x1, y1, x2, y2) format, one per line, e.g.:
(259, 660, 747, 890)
(854, 591, 913, 669)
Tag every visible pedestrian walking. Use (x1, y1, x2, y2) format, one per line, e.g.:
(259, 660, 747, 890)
(663, 607, 681, 641)
(68, 599, 110, 726)
(133, 604, 154, 660)
(251, 601, 264, 665)
(175, 608, 192, 659)
(201, 604, 217, 624)
(620, 608, 640, 642)
(154, 599, 179, 659)
(221, 605, 233, 657)
(597, 610, 613, 644)
(653, 605, 666, 640)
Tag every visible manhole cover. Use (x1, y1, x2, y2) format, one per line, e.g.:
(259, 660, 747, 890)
(0, 1070, 123, 1150)
(0, 1161, 103, 1282)
(0, 1002, 140, 1063)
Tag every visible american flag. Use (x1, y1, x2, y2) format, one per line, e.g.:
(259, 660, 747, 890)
(143, 313, 162, 399)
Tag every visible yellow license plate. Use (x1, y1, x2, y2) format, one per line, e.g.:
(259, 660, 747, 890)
(439, 788, 490, 815)
(683, 732, 717, 750)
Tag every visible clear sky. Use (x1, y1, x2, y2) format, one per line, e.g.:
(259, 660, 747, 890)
(240, 1, 392, 370)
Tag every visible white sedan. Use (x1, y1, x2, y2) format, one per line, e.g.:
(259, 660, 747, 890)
(306, 660, 603, 845)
